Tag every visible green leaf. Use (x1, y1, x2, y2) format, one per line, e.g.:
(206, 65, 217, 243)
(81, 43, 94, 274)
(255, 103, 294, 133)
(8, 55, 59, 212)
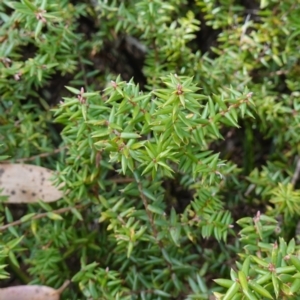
(22, 0, 36, 11)
(5, 207, 13, 223)
(141, 188, 156, 201)
(35, 20, 43, 39)
(121, 155, 127, 174)
(81, 105, 87, 121)
(251, 256, 269, 268)
(170, 226, 181, 246)
(71, 208, 83, 221)
(47, 212, 63, 220)
(6, 236, 23, 250)
(147, 204, 165, 215)
(214, 278, 235, 288)
(170, 207, 177, 226)
(272, 273, 279, 299)
(92, 129, 110, 138)
(154, 290, 171, 297)
(256, 272, 272, 285)
(249, 281, 273, 299)
(20, 213, 36, 222)
(287, 239, 295, 254)
(238, 271, 248, 291)
(290, 278, 300, 294)
(241, 256, 250, 276)
(65, 86, 80, 94)
(223, 281, 239, 300)
(243, 289, 258, 300)
(289, 256, 300, 272)
(8, 251, 20, 268)
(127, 241, 134, 258)
(120, 132, 141, 139)
(224, 111, 239, 127)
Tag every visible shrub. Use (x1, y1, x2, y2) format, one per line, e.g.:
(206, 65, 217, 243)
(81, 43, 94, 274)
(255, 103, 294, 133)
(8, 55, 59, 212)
(1, 0, 300, 299)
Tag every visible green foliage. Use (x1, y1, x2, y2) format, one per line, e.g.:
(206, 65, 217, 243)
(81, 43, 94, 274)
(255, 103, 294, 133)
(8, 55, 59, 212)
(52, 73, 241, 298)
(1, 0, 300, 299)
(215, 213, 300, 299)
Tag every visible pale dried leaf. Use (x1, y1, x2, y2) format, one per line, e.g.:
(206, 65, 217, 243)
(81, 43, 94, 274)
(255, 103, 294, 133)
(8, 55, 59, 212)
(0, 164, 63, 203)
(0, 280, 70, 300)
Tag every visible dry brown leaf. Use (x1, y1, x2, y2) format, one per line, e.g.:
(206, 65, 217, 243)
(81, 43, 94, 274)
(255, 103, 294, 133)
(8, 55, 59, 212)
(0, 164, 63, 203)
(0, 280, 70, 300)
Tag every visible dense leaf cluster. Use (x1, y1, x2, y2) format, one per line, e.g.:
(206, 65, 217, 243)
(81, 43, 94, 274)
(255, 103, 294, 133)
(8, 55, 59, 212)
(1, 0, 300, 299)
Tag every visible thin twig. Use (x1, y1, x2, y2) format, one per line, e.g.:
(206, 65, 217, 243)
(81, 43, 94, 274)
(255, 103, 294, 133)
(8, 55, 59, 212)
(137, 181, 160, 240)
(110, 177, 134, 183)
(292, 157, 300, 187)
(2, 146, 67, 163)
(57, 280, 71, 294)
(137, 181, 173, 270)
(0, 204, 84, 231)
(79, 55, 88, 88)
